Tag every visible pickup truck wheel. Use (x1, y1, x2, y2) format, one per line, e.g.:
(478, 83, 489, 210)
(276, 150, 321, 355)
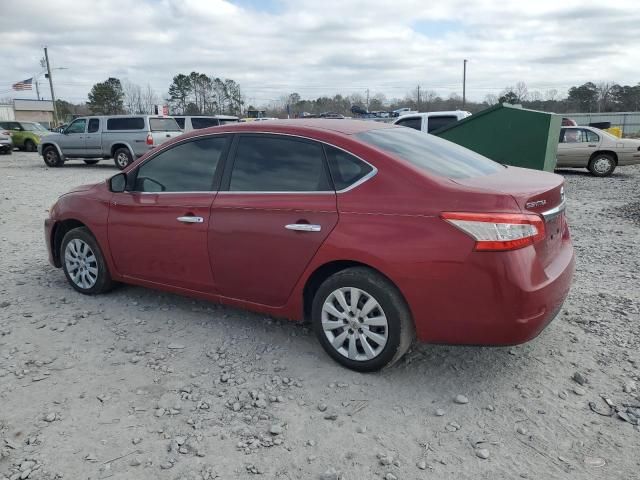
(84, 160, 100, 165)
(24, 139, 36, 152)
(114, 148, 133, 170)
(588, 154, 616, 177)
(43, 146, 63, 167)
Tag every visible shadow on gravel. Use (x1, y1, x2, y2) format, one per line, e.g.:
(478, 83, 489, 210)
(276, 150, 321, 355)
(555, 168, 635, 179)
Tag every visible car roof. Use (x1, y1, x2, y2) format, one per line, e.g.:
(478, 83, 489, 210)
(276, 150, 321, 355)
(188, 119, 395, 136)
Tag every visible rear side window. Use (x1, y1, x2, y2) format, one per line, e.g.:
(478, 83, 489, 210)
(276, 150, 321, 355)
(325, 145, 373, 191)
(356, 127, 503, 179)
(427, 115, 457, 133)
(150, 118, 181, 131)
(87, 118, 100, 133)
(396, 117, 422, 131)
(134, 136, 227, 192)
(229, 136, 331, 192)
(191, 118, 220, 129)
(175, 118, 186, 129)
(107, 117, 144, 130)
(585, 129, 599, 142)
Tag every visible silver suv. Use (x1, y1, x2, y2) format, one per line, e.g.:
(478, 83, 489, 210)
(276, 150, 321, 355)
(38, 115, 183, 169)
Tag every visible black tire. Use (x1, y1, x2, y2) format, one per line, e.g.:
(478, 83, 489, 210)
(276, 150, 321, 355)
(588, 154, 616, 177)
(61, 227, 113, 295)
(24, 139, 36, 152)
(43, 146, 63, 167)
(311, 267, 414, 372)
(113, 148, 132, 170)
(84, 159, 100, 165)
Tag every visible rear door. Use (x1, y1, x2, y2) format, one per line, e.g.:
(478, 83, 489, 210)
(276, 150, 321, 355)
(85, 118, 102, 156)
(108, 135, 230, 292)
(209, 134, 338, 306)
(557, 128, 597, 167)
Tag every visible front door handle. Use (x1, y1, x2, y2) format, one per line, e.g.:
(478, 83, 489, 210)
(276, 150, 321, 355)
(285, 223, 321, 232)
(177, 216, 204, 223)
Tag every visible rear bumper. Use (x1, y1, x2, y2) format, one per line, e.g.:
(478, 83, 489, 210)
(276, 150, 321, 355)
(408, 238, 575, 345)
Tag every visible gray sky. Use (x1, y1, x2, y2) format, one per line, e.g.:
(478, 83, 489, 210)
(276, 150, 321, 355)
(1, 0, 638, 106)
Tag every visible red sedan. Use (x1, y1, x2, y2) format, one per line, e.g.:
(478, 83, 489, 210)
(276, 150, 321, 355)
(45, 120, 574, 371)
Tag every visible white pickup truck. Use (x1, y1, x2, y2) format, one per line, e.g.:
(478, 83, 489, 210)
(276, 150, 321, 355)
(392, 110, 471, 133)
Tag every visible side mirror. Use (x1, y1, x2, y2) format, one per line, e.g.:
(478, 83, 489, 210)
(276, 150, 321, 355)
(109, 173, 127, 193)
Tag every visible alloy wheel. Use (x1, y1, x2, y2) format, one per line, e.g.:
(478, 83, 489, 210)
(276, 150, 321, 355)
(593, 157, 613, 174)
(116, 152, 129, 168)
(64, 238, 98, 289)
(321, 287, 389, 361)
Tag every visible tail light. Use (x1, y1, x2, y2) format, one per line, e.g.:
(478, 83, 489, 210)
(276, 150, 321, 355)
(441, 212, 545, 251)
(146, 133, 154, 146)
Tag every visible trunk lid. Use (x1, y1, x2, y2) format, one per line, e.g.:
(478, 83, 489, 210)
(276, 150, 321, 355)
(452, 166, 567, 266)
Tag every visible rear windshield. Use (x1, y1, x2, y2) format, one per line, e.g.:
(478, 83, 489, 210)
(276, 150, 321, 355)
(150, 118, 181, 131)
(356, 127, 503, 179)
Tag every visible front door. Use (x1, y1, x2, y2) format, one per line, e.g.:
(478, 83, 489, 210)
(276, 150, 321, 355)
(210, 134, 338, 306)
(60, 118, 87, 156)
(108, 135, 230, 292)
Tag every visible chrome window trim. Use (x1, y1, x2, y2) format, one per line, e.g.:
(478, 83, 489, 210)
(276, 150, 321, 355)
(129, 130, 378, 195)
(541, 200, 566, 221)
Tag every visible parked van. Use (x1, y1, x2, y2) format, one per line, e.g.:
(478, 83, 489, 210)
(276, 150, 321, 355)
(173, 115, 240, 132)
(38, 115, 182, 169)
(392, 111, 471, 133)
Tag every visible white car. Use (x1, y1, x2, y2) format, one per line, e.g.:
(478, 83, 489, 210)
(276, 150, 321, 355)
(173, 115, 240, 132)
(393, 110, 472, 133)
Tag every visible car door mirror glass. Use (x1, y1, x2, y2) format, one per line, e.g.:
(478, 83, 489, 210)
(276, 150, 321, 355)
(110, 173, 127, 192)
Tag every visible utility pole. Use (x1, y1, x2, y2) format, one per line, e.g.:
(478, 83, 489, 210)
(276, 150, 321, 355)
(35, 79, 40, 100)
(417, 85, 421, 111)
(44, 47, 57, 125)
(462, 59, 467, 109)
(366, 88, 370, 111)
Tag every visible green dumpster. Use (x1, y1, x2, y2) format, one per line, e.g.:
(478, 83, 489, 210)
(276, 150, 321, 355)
(432, 103, 561, 172)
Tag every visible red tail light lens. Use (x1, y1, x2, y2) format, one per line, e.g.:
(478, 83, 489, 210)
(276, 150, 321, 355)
(441, 212, 545, 251)
(146, 133, 153, 145)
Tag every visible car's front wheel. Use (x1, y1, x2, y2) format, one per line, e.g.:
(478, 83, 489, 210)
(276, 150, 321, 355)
(24, 139, 36, 152)
(588, 154, 616, 177)
(113, 148, 132, 170)
(43, 146, 63, 167)
(311, 267, 414, 372)
(61, 227, 113, 295)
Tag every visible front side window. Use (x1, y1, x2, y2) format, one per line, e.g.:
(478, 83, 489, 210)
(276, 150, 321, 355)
(396, 117, 422, 131)
(133, 136, 227, 192)
(357, 127, 503, 179)
(107, 117, 144, 130)
(229, 136, 331, 192)
(174, 117, 186, 129)
(88, 118, 100, 133)
(427, 115, 457, 133)
(191, 117, 220, 129)
(325, 145, 373, 191)
(66, 119, 86, 134)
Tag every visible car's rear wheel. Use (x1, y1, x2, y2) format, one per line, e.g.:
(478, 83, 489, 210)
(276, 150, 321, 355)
(61, 227, 113, 295)
(588, 154, 616, 177)
(24, 139, 36, 152)
(43, 146, 63, 167)
(84, 159, 100, 165)
(113, 148, 132, 170)
(311, 267, 414, 372)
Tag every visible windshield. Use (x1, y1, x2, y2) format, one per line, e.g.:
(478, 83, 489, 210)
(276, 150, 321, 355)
(150, 118, 181, 131)
(356, 127, 503, 179)
(23, 123, 48, 132)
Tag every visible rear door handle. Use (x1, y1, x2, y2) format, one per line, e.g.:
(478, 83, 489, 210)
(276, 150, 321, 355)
(285, 223, 321, 232)
(177, 216, 204, 223)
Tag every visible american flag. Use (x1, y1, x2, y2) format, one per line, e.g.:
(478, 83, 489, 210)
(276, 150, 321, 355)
(12, 78, 33, 91)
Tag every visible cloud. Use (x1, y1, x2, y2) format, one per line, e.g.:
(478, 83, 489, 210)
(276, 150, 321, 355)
(0, 0, 638, 105)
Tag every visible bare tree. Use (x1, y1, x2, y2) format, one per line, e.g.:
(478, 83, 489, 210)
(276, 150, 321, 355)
(514, 81, 529, 102)
(529, 90, 543, 102)
(545, 88, 559, 101)
(122, 79, 143, 114)
(484, 93, 498, 105)
(596, 82, 614, 112)
(141, 84, 158, 114)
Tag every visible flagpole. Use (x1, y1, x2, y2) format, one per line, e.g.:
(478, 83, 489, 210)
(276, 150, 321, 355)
(44, 46, 57, 125)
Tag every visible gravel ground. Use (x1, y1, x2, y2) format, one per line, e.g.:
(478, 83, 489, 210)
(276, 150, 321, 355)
(1, 151, 639, 480)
